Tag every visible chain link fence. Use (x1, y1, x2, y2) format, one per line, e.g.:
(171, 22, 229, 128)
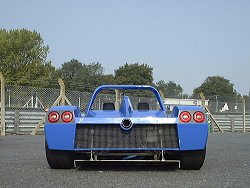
(5, 85, 160, 112)
(5, 85, 92, 111)
(2, 85, 250, 114)
(1, 84, 249, 134)
(207, 96, 250, 114)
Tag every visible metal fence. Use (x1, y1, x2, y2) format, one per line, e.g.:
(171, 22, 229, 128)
(5, 85, 90, 110)
(4, 85, 160, 111)
(207, 96, 250, 114)
(4, 110, 46, 134)
(1, 84, 250, 135)
(2, 110, 249, 134)
(5, 85, 250, 112)
(2, 85, 250, 114)
(212, 114, 250, 132)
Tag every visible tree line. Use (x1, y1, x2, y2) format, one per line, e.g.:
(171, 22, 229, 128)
(0, 29, 249, 101)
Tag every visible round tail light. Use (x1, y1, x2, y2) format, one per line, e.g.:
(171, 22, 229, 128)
(48, 111, 60, 123)
(193, 111, 205, 123)
(179, 111, 192, 123)
(61, 111, 73, 123)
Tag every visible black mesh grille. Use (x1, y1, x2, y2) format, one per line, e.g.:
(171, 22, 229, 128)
(75, 124, 179, 149)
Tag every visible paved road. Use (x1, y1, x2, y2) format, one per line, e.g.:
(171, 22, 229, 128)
(0, 133, 249, 188)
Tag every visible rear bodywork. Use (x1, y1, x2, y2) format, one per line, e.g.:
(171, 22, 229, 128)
(45, 85, 208, 169)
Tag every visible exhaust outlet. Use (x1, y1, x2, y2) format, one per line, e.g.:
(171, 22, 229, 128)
(121, 119, 133, 130)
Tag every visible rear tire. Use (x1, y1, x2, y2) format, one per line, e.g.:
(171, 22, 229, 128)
(180, 149, 206, 170)
(45, 141, 74, 169)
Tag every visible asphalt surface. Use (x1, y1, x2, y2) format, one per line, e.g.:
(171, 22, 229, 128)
(0, 133, 249, 188)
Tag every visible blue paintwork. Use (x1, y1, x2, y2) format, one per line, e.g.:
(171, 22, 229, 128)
(178, 123, 208, 150)
(45, 123, 76, 150)
(45, 85, 208, 152)
(45, 105, 80, 150)
(83, 110, 167, 118)
(119, 96, 134, 117)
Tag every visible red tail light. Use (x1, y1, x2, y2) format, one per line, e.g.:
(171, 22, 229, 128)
(193, 111, 205, 123)
(179, 111, 192, 123)
(48, 111, 60, 123)
(61, 111, 73, 123)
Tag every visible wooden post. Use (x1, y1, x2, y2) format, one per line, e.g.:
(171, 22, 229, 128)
(206, 112, 214, 133)
(115, 89, 120, 110)
(30, 78, 71, 135)
(0, 72, 6, 136)
(243, 97, 246, 133)
(13, 110, 20, 134)
(230, 117, 235, 133)
(210, 119, 214, 132)
(201, 93, 205, 107)
(200, 93, 224, 133)
(58, 78, 65, 105)
(159, 90, 165, 100)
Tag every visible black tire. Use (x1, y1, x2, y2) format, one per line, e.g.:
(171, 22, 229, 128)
(45, 141, 74, 169)
(180, 149, 206, 170)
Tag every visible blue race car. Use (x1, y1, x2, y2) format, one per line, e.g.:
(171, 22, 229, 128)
(45, 85, 208, 170)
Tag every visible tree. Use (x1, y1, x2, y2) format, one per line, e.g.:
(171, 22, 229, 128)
(58, 59, 105, 92)
(114, 63, 153, 85)
(98, 74, 115, 85)
(57, 59, 84, 90)
(0, 29, 55, 87)
(243, 90, 250, 102)
(85, 62, 105, 91)
(193, 76, 236, 100)
(156, 80, 183, 98)
(86, 62, 104, 76)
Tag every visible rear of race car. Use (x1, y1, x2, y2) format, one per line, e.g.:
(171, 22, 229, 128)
(45, 105, 208, 170)
(44, 85, 208, 170)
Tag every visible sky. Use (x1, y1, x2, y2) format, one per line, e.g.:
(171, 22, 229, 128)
(1, 0, 250, 95)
